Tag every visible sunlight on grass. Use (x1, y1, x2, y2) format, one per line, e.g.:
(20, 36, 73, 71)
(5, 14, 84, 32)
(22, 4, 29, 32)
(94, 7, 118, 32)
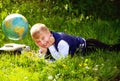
(0, 0, 120, 80)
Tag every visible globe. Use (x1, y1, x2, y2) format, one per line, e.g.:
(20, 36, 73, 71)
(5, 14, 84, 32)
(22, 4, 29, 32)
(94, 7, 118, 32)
(2, 14, 28, 40)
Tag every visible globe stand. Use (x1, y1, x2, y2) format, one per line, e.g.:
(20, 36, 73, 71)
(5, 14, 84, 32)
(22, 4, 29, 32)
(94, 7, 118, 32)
(0, 43, 30, 54)
(1, 13, 29, 54)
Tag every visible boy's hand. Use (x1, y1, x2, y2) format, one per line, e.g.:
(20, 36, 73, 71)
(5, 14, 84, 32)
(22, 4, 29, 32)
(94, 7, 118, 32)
(39, 48, 47, 54)
(38, 48, 47, 58)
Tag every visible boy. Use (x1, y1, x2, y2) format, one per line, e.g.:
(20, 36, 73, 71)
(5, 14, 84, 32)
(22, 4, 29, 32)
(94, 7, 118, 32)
(30, 23, 120, 60)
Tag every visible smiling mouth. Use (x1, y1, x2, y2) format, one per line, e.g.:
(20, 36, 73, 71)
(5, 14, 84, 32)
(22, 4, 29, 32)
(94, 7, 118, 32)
(43, 43, 49, 47)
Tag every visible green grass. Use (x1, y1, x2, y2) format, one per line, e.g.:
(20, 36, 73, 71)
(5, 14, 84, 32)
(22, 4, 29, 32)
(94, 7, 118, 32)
(0, 17, 120, 81)
(0, 51, 120, 81)
(0, 0, 120, 81)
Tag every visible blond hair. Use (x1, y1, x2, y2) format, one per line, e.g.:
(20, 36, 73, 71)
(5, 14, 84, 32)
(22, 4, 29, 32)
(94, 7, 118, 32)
(30, 23, 48, 39)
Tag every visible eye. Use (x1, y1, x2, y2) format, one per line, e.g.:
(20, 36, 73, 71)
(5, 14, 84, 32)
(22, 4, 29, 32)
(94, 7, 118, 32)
(36, 40, 41, 44)
(41, 37, 45, 41)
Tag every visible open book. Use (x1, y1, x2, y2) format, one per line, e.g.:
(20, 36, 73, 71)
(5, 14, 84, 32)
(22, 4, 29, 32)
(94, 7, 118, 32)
(0, 43, 29, 54)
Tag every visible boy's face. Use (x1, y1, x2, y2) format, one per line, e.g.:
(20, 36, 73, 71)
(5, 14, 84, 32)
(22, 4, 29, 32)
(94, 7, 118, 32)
(33, 31, 53, 48)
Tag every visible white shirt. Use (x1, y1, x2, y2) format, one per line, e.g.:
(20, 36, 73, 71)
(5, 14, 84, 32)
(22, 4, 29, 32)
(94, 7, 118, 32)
(48, 40, 69, 60)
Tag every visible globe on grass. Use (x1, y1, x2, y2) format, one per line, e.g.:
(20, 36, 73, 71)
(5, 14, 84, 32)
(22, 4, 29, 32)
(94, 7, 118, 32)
(2, 14, 28, 40)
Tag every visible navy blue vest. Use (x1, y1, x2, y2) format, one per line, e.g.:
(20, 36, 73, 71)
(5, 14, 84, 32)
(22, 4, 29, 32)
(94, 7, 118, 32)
(51, 31, 86, 56)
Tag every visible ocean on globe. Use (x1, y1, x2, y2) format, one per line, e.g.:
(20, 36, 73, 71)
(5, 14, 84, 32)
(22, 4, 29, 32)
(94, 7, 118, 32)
(2, 14, 28, 40)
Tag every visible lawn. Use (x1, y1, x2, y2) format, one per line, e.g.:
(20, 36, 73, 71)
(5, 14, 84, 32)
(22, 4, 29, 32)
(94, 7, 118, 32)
(0, 0, 120, 81)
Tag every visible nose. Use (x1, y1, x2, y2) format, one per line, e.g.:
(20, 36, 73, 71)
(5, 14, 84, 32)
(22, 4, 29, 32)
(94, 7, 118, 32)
(41, 41, 47, 45)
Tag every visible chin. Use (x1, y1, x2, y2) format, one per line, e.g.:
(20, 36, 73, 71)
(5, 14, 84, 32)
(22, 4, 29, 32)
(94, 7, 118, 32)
(43, 45, 49, 48)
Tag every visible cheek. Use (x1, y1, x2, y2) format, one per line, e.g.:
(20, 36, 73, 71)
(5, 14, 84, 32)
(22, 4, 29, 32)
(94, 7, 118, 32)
(35, 42, 42, 47)
(45, 36, 50, 41)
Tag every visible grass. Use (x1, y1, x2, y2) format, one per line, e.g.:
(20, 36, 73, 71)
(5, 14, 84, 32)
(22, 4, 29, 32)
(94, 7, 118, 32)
(0, 16, 120, 81)
(0, 0, 120, 81)
(0, 17, 120, 81)
(0, 51, 120, 81)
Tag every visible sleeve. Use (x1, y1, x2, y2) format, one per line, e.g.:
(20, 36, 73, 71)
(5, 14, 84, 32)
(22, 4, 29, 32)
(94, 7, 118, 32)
(48, 40, 69, 60)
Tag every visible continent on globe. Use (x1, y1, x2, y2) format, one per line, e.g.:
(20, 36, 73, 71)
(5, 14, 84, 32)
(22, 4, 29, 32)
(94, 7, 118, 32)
(2, 14, 28, 40)
(14, 26, 24, 39)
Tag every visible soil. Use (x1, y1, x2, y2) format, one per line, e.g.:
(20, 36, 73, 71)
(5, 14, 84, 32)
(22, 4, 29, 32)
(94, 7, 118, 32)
(114, 76, 120, 81)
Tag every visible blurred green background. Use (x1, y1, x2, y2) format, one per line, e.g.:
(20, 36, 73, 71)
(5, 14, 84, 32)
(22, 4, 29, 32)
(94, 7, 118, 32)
(0, 0, 120, 81)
